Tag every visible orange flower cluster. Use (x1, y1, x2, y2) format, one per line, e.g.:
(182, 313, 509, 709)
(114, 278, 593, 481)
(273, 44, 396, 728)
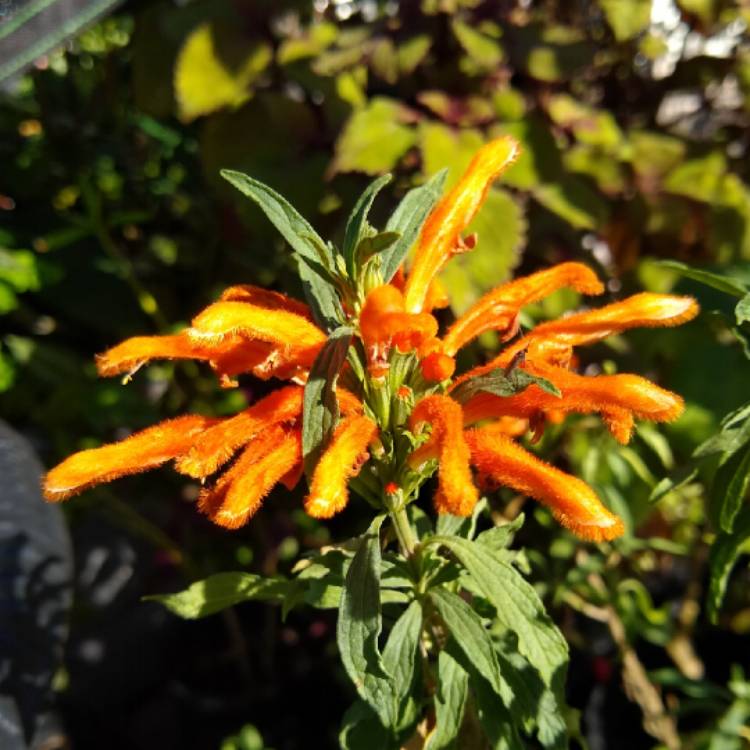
(44, 137, 698, 542)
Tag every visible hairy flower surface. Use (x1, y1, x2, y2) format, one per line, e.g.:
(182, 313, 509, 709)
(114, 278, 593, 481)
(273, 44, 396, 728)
(44, 137, 699, 541)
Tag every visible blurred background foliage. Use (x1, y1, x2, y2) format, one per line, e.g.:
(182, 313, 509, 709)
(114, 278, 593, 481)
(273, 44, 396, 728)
(2, 0, 750, 748)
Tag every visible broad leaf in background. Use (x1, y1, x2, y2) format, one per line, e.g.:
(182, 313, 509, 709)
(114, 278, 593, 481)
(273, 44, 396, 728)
(332, 98, 417, 175)
(149, 572, 289, 619)
(175, 22, 272, 122)
(302, 326, 353, 477)
(221, 169, 342, 329)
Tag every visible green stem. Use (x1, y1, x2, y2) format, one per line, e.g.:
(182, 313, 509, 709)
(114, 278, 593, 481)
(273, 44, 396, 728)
(388, 501, 418, 560)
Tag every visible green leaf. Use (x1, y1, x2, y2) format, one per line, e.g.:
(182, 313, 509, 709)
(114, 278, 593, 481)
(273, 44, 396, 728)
(735, 293, 750, 325)
(599, 0, 652, 41)
(708, 505, 750, 622)
(429, 588, 514, 707)
(664, 152, 727, 203)
(424, 651, 469, 750)
(0, 348, 15, 393)
(398, 35, 432, 74)
(450, 366, 561, 405)
(175, 22, 272, 122)
(451, 20, 504, 71)
(439, 188, 526, 315)
(436, 498, 487, 539)
(357, 232, 401, 267)
(302, 326, 353, 477)
(711, 441, 750, 533)
(656, 260, 748, 298)
(533, 175, 609, 230)
(339, 701, 392, 750)
(332, 98, 417, 175)
(337, 516, 397, 730)
(427, 536, 568, 694)
(343, 174, 392, 277)
(147, 572, 288, 619)
(382, 600, 423, 730)
(471, 672, 524, 750)
(381, 168, 447, 282)
(476, 514, 525, 552)
(220, 169, 342, 329)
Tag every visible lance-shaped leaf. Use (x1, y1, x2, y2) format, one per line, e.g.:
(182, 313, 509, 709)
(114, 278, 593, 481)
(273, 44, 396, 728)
(429, 588, 514, 707)
(221, 169, 342, 329)
(450, 366, 560, 405)
(708, 505, 750, 622)
(382, 600, 423, 732)
(476, 513, 525, 552)
(381, 168, 448, 282)
(148, 572, 289, 619)
(657, 260, 748, 298)
(343, 174, 392, 277)
(427, 536, 568, 695)
(303, 326, 353, 477)
(337, 516, 398, 731)
(424, 650, 469, 750)
(711, 441, 750, 534)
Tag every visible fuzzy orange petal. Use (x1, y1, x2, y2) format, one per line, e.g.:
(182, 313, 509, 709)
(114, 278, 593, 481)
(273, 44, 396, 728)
(220, 284, 313, 320)
(189, 301, 326, 355)
(443, 262, 604, 356)
(44, 415, 216, 501)
(305, 415, 378, 519)
(409, 395, 478, 516)
(404, 136, 520, 313)
(498, 293, 699, 367)
(461, 364, 683, 443)
(95, 332, 239, 378)
(200, 426, 302, 529)
(466, 428, 624, 541)
(359, 284, 438, 352)
(175, 386, 304, 478)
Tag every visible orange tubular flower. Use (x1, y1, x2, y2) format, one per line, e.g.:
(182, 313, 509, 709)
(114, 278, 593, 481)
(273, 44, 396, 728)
(466, 428, 624, 541)
(403, 136, 520, 313)
(305, 415, 379, 519)
(409, 395, 478, 516)
(44, 415, 216, 501)
(442, 262, 604, 356)
(199, 426, 302, 529)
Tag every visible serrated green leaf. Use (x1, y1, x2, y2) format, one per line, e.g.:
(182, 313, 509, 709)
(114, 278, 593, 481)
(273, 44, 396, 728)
(220, 169, 342, 329)
(427, 536, 568, 694)
(302, 326, 353, 477)
(343, 174, 392, 277)
(147, 572, 288, 619)
(436, 498, 487, 539)
(708, 505, 750, 622)
(656, 260, 747, 298)
(429, 588, 514, 707)
(337, 516, 398, 731)
(450, 366, 561, 405)
(424, 651, 469, 750)
(712, 441, 750, 533)
(381, 168, 447, 282)
(332, 98, 417, 175)
(476, 514, 525, 552)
